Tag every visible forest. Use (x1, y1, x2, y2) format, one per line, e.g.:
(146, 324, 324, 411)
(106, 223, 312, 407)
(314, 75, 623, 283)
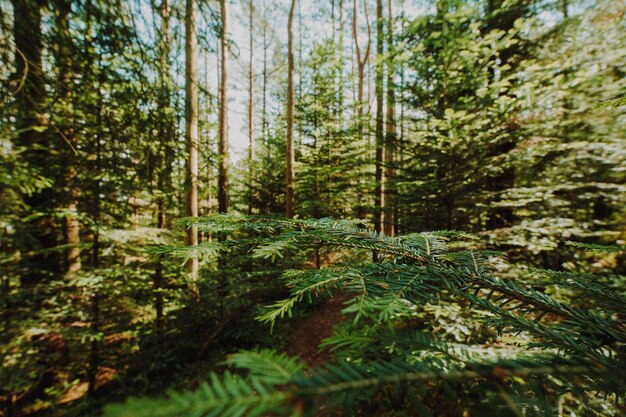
(1, 0, 625, 416)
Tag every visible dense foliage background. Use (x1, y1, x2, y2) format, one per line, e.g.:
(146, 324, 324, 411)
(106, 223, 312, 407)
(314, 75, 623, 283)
(0, 0, 624, 416)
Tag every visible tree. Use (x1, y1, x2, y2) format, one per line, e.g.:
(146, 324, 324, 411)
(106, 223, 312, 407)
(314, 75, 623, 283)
(153, 0, 174, 332)
(296, 40, 364, 219)
(52, 0, 81, 274)
(383, 0, 395, 237)
(2, 0, 625, 415)
(247, 0, 255, 215)
(373, 0, 384, 237)
(285, 0, 297, 218)
(352, 0, 371, 132)
(218, 0, 229, 214)
(185, 0, 199, 288)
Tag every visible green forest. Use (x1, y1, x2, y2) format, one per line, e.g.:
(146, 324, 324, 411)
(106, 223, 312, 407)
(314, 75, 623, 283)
(1, 0, 625, 415)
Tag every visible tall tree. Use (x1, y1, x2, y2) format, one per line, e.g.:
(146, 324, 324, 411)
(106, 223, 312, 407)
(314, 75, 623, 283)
(218, 0, 229, 213)
(185, 0, 199, 289)
(261, 4, 269, 142)
(373, 0, 384, 235)
(285, 0, 297, 218)
(153, 0, 173, 331)
(383, 0, 395, 237)
(352, 0, 371, 132)
(53, 0, 81, 272)
(248, 0, 254, 174)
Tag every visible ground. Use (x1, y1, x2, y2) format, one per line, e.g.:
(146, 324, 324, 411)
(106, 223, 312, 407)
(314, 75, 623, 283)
(286, 293, 350, 367)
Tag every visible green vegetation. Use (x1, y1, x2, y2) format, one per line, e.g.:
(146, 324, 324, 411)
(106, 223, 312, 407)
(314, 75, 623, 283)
(106, 215, 626, 416)
(1, 0, 624, 416)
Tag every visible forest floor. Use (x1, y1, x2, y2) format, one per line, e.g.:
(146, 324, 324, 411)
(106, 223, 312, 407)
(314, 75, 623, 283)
(285, 292, 350, 367)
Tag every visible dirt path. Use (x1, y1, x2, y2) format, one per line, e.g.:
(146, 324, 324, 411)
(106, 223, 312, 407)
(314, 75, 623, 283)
(285, 293, 351, 367)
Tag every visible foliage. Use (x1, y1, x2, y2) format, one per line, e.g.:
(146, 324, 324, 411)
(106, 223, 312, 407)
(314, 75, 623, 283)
(295, 39, 369, 219)
(106, 215, 626, 416)
(1, 0, 625, 415)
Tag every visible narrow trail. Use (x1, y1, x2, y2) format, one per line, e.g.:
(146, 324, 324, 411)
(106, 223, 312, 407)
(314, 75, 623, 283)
(285, 293, 351, 367)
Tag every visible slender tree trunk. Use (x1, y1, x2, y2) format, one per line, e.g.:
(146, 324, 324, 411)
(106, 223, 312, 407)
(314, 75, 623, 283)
(204, 50, 213, 221)
(53, 0, 82, 273)
(352, 0, 371, 132)
(248, 0, 254, 165)
(352, 0, 371, 220)
(397, 48, 405, 235)
(153, 0, 172, 333)
(383, 0, 395, 237)
(262, 8, 268, 144)
(561, 0, 568, 18)
(337, 0, 344, 133)
(185, 0, 199, 294)
(248, 0, 254, 213)
(87, 292, 99, 397)
(331, 0, 335, 38)
(87, 16, 102, 392)
(285, 0, 297, 218)
(374, 0, 385, 236)
(218, 0, 229, 214)
(297, 0, 303, 146)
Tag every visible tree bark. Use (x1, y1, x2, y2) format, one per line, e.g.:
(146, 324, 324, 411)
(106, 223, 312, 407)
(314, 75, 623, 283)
(248, 0, 254, 166)
(262, 16, 268, 143)
(336, 0, 344, 132)
(285, 0, 297, 218)
(185, 0, 199, 294)
(153, 0, 172, 333)
(297, 0, 303, 146)
(383, 0, 395, 237)
(53, 0, 82, 273)
(218, 0, 229, 214)
(352, 0, 370, 132)
(248, 0, 254, 213)
(374, 0, 385, 236)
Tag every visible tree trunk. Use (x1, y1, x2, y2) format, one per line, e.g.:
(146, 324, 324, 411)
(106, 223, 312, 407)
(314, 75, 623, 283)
(352, 0, 371, 133)
(153, 0, 172, 333)
(262, 19, 268, 143)
(336, 0, 344, 133)
(53, 0, 82, 273)
(285, 0, 297, 218)
(185, 0, 199, 295)
(374, 0, 384, 236)
(87, 292, 99, 397)
(248, 0, 254, 213)
(383, 0, 395, 237)
(218, 0, 229, 214)
(297, 0, 303, 146)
